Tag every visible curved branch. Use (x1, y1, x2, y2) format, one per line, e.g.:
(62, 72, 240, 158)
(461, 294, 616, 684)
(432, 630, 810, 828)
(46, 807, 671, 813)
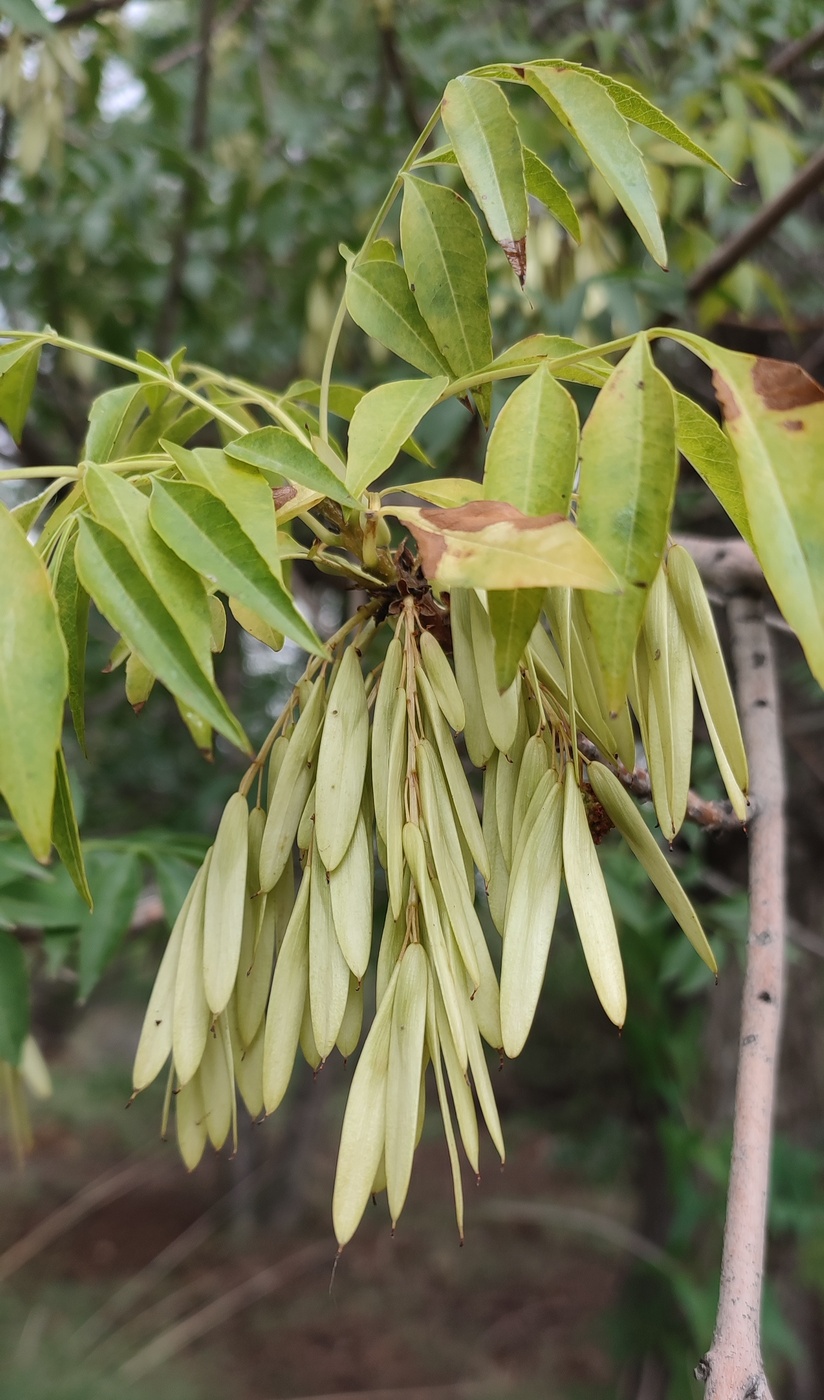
(697, 597, 786, 1400)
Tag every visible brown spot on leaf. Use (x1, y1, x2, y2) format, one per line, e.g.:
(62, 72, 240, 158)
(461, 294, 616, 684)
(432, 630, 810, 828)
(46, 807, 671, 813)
(752, 357, 824, 410)
(513, 66, 525, 78)
(712, 369, 741, 422)
(782, 419, 803, 431)
(273, 483, 297, 511)
(419, 501, 565, 532)
(501, 236, 527, 288)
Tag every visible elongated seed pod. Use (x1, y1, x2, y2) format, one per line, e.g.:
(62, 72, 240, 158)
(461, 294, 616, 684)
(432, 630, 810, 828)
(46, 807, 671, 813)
(232, 1013, 264, 1119)
(315, 644, 369, 871)
(386, 685, 408, 920)
(262, 865, 310, 1114)
(309, 844, 350, 1060)
(425, 977, 465, 1241)
(508, 767, 558, 894)
(259, 680, 325, 890)
(376, 879, 407, 1013)
(469, 591, 519, 753)
(386, 942, 429, 1227)
(266, 733, 290, 810)
(296, 785, 315, 852)
(643, 569, 692, 838)
(416, 666, 489, 879)
(483, 755, 508, 934)
(587, 761, 717, 971)
(690, 663, 748, 821)
(236, 894, 275, 1048)
(494, 697, 528, 867)
(246, 806, 266, 897)
(372, 636, 403, 843)
(562, 765, 626, 1028)
(299, 990, 322, 1069)
(501, 778, 563, 1058)
(420, 630, 465, 732)
(511, 733, 549, 860)
(328, 807, 373, 980)
(572, 593, 636, 768)
(459, 989, 505, 1163)
(203, 792, 249, 1015)
(417, 741, 481, 987)
(133, 871, 198, 1092)
(449, 589, 494, 766)
(433, 983, 479, 1173)
(667, 542, 748, 799)
(175, 1073, 207, 1172)
(172, 850, 213, 1086)
(332, 963, 400, 1247)
(336, 975, 364, 1059)
(199, 1024, 233, 1150)
(403, 822, 467, 1071)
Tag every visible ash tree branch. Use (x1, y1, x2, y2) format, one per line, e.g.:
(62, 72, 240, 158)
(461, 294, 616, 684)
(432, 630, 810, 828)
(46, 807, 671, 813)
(697, 596, 786, 1400)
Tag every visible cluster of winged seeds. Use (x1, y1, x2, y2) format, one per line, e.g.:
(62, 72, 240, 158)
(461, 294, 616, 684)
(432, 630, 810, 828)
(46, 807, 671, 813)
(132, 541, 747, 1247)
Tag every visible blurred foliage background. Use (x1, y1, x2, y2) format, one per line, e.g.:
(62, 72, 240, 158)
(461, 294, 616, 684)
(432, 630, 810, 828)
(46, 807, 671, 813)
(1, 1, 824, 1397)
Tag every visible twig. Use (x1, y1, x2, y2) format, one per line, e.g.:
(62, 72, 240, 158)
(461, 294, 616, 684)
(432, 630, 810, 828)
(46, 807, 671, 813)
(577, 735, 743, 833)
(151, 0, 255, 75)
(768, 17, 824, 74)
(687, 146, 824, 300)
(54, 0, 129, 26)
(118, 1240, 330, 1380)
(0, 1159, 152, 1284)
(700, 867, 824, 960)
(154, 0, 218, 357)
(479, 1199, 673, 1273)
(697, 598, 785, 1400)
(375, 4, 424, 134)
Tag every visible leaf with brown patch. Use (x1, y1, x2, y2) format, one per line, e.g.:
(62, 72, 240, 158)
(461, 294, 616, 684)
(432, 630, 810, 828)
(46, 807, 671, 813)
(384, 501, 618, 593)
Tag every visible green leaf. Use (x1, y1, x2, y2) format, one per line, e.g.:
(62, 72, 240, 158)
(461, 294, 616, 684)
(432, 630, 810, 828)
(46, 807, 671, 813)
(411, 143, 458, 168)
(298, 384, 432, 467)
(162, 442, 282, 576)
(522, 148, 581, 241)
(0, 930, 29, 1066)
(0, 0, 51, 34)
(577, 335, 678, 710)
(400, 174, 493, 423)
(673, 393, 753, 547)
(345, 259, 452, 379)
(224, 428, 360, 507)
(77, 849, 142, 1000)
(52, 750, 92, 908)
(74, 516, 250, 750)
(564, 64, 728, 174)
(52, 535, 90, 753)
(484, 365, 580, 686)
(484, 364, 579, 517)
(84, 384, 144, 462)
(148, 479, 325, 659)
(0, 504, 67, 861)
(84, 462, 215, 674)
(9, 478, 67, 534)
(396, 477, 484, 508)
(674, 339, 824, 688)
(390, 501, 618, 593)
(524, 65, 667, 267)
(0, 342, 42, 443)
(441, 75, 528, 282)
(345, 377, 448, 498)
(490, 334, 612, 389)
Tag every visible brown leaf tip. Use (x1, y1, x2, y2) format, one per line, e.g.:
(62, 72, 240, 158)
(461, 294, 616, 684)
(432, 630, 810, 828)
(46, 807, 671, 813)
(501, 236, 527, 288)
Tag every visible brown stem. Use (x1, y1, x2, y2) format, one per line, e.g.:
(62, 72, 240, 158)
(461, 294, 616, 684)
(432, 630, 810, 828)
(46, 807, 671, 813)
(576, 735, 743, 833)
(768, 17, 824, 74)
(687, 146, 824, 301)
(697, 597, 785, 1399)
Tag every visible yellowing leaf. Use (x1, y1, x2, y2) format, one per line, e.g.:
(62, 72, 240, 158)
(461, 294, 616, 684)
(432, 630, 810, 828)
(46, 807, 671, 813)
(394, 477, 484, 508)
(345, 259, 452, 378)
(400, 175, 493, 422)
(674, 392, 753, 547)
(524, 65, 667, 267)
(0, 504, 67, 861)
(577, 336, 678, 711)
(441, 75, 528, 282)
(522, 148, 580, 241)
(345, 376, 447, 498)
(388, 501, 618, 593)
